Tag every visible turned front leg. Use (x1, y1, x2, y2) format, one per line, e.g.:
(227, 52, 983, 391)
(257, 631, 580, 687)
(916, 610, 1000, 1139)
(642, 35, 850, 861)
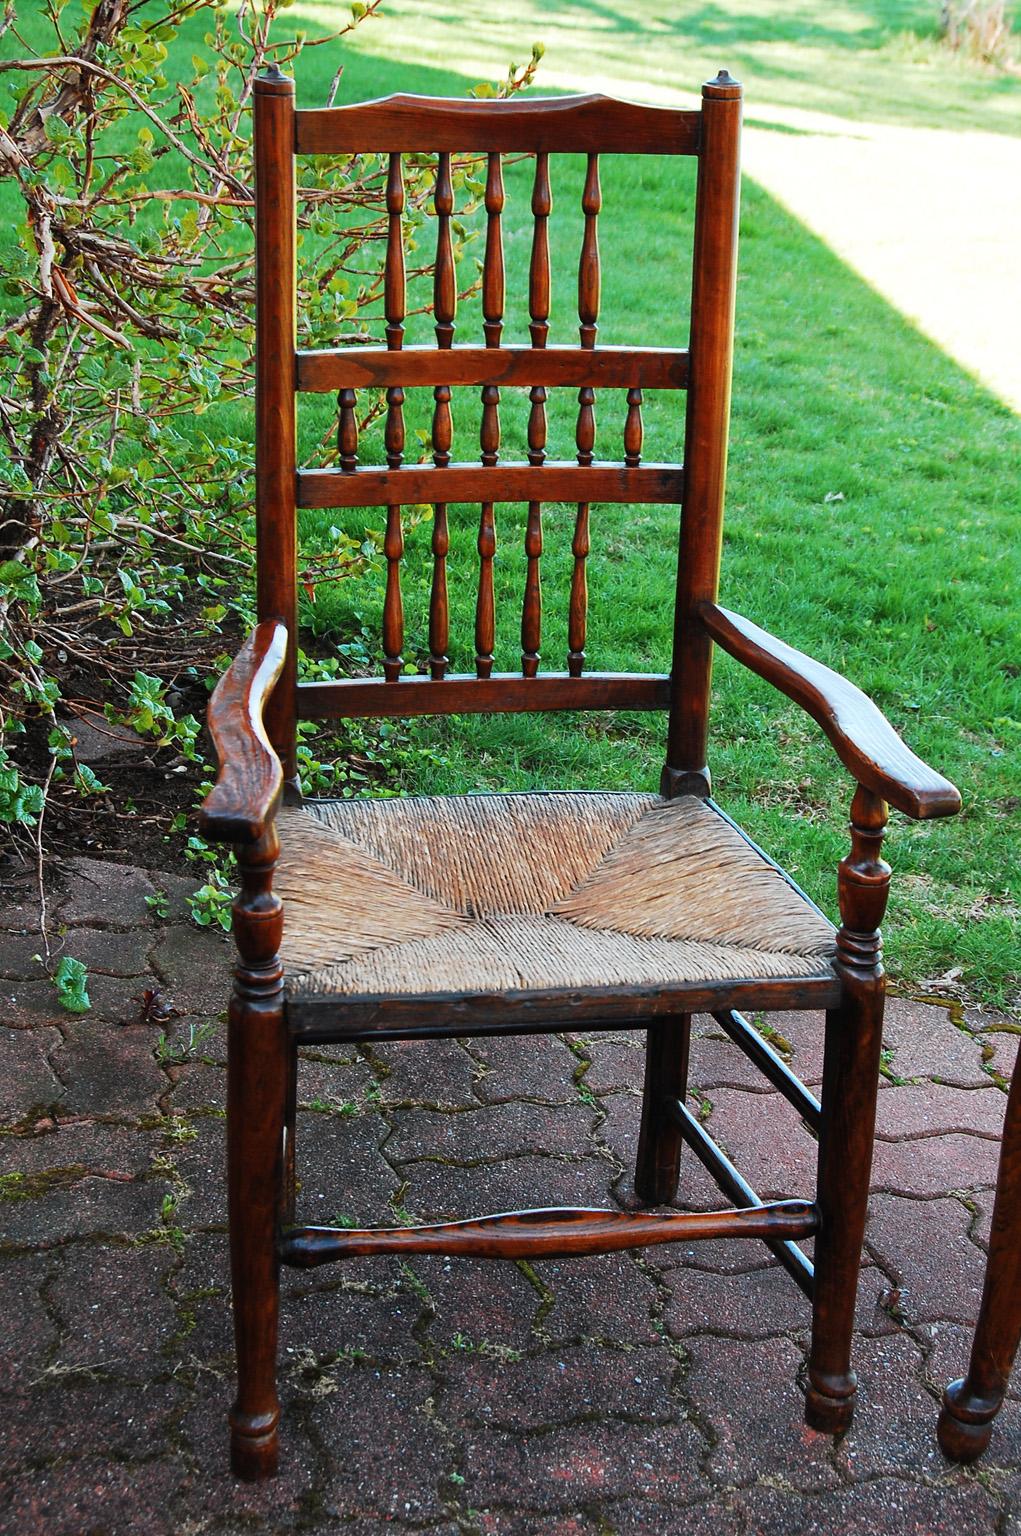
(806, 786, 888, 1433)
(938, 1060, 1021, 1461)
(228, 826, 288, 1480)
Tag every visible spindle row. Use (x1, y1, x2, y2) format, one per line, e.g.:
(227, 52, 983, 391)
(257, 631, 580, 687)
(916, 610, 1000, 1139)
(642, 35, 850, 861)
(328, 147, 657, 684)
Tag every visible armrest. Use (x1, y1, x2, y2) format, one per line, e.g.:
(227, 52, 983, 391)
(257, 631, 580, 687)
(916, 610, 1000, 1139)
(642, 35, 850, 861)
(698, 603, 962, 820)
(199, 620, 289, 843)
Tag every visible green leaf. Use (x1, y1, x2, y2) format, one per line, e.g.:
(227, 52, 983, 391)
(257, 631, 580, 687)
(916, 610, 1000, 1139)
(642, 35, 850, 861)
(53, 956, 91, 1015)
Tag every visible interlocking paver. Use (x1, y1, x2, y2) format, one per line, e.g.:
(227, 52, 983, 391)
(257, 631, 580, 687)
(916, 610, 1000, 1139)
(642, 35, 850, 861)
(0, 1026, 64, 1121)
(0, 1253, 57, 1392)
(834, 1332, 949, 1479)
(469, 1032, 581, 1104)
(385, 1100, 596, 1164)
(53, 857, 155, 927)
(46, 1240, 179, 1377)
(871, 1131, 1000, 1196)
(460, 1419, 714, 1512)
(874, 1081, 1006, 1139)
(310, 1368, 451, 1521)
(865, 1193, 985, 1324)
(438, 1345, 679, 1429)
(684, 1333, 841, 1490)
(3, 853, 1019, 1531)
(882, 996, 991, 1087)
(51, 1019, 167, 1118)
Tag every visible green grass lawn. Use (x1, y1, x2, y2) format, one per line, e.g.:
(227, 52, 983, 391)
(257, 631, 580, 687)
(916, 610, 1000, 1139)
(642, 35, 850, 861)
(4, 4, 1019, 1006)
(305, 0, 1021, 136)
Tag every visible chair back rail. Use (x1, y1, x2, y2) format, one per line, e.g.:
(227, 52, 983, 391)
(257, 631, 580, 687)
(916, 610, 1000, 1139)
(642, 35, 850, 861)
(252, 71, 741, 765)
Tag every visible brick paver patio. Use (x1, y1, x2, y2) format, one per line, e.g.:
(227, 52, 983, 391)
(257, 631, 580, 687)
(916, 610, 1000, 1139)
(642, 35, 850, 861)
(1, 855, 1018, 1533)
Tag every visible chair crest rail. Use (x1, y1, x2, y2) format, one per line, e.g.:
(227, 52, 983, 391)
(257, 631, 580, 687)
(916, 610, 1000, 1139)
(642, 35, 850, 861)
(294, 93, 702, 156)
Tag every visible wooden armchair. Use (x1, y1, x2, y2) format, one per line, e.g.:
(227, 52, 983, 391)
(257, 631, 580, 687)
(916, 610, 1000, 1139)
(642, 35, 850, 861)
(201, 67, 961, 1479)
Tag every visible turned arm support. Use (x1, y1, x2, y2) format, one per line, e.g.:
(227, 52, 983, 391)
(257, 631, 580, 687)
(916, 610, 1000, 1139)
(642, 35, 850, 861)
(698, 603, 961, 821)
(199, 620, 289, 844)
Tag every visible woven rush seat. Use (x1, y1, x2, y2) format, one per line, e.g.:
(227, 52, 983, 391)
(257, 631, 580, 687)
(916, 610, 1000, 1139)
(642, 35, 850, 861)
(275, 791, 836, 1001)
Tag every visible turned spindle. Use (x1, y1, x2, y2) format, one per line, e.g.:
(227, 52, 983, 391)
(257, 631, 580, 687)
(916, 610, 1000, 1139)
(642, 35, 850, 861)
(624, 386, 644, 466)
(529, 152, 551, 349)
(338, 388, 358, 472)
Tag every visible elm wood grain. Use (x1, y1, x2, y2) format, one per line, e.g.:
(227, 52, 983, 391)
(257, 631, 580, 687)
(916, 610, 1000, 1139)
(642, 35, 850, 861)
(253, 70, 298, 783)
(295, 344, 689, 392)
(712, 1008, 822, 1132)
(624, 386, 644, 467)
(227, 825, 287, 1479)
(806, 786, 889, 1432)
(296, 462, 684, 510)
(670, 1096, 815, 1297)
(567, 500, 590, 676)
(939, 1060, 1021, 1462)
(635, 1014, 692, 1205)
(280, 1199, 820, 1268)
(337, 387, 358, 471)
(199, 620, 287, 844)
(432, 150, 456, 350)
(521, 500, 543, 677)
(382, 505, 404, 681)
(286, 972, 842, 1044)
(295, 93, 702, 156)
(529, 152, 552, 349)
(296, 670, 672, 719)
(663, 70, 742, 802)
(578, 153, 601, 349)
(475, 502, 497, 677)
(482, 152, 505, 348)
(384, 152, 405, 349)
(699, 603, 962, 820)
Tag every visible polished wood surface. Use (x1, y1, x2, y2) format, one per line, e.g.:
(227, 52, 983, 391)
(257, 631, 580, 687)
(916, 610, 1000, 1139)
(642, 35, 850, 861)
(200, 620, 287, 844)
(296, 461, 684, 509)
(226, 825, 287, 1480)
(204, 66, 964, 1480)
(296, 670, 671, 720)
(253, 69, 298, 784)
(296, 344, 688, 392)
(287, 970, 841, 1043)
(663, 70, 742, 801)
(806, 786, 890, 1431)
(295, 92, 701, 155)
(939, 1061, 1021, 1461)
(700, 603, 963, 819)
(281, 1199, 819, 1267)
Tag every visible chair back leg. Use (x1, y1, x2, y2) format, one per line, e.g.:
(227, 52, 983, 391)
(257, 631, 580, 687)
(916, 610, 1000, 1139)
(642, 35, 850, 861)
(938, 1058, 1021, 1461)
(635, 1013, 692, 1205)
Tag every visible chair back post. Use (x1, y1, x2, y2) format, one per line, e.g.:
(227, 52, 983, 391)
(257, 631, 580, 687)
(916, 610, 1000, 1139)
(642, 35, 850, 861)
(253, 67, 299, 785)
(662, 71, 742, 799)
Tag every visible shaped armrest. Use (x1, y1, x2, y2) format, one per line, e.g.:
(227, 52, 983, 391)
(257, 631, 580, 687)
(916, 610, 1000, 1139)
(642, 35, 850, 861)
(698, 603, 962, 820)
(199, 620, 289, 843)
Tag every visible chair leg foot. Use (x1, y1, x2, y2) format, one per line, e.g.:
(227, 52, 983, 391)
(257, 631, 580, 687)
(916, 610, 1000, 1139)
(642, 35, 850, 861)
(805, 1374, 856, 1434)
(937, 1380, 998, 1463)
(230, 1410, 280, 1480)
(635, 1014, 691, 1206)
